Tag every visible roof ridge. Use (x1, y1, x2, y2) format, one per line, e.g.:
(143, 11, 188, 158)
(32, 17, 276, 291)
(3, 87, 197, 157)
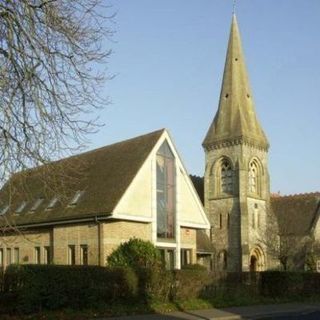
(12, 128, 166, 177)
(272, 191, 320, 199)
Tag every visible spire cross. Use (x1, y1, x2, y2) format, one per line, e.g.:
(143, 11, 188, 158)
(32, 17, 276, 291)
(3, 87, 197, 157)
(233, 0, 236, 14)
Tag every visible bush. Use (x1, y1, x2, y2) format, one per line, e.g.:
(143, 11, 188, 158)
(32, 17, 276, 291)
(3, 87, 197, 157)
(4, 264, 138, 313)
(107, 238, 163, 300)
(107, 238, 161, 270)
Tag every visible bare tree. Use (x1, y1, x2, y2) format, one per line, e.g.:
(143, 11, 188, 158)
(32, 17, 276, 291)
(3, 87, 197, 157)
(0, 0, 113, 185)
(260, 210, 311, 271)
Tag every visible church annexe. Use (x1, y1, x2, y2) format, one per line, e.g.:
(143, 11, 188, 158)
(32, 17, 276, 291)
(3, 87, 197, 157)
(0, 129, 210, 269)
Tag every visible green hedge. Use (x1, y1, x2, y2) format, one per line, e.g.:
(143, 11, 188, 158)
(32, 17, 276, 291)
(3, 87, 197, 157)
(172, 267, 210, 300)
(260, 271, 318, 298)
(4, 264, 138, 313)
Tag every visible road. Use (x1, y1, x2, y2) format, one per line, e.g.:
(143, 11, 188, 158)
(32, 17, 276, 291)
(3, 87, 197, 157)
(105, 304, 320, 320)
(257, 310, 320, 320)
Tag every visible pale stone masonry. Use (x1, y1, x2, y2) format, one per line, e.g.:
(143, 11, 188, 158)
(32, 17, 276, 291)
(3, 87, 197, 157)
(203, 15, 271, 272)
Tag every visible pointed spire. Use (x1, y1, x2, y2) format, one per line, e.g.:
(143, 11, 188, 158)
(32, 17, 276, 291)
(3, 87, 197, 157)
(203, 15, 269, 150)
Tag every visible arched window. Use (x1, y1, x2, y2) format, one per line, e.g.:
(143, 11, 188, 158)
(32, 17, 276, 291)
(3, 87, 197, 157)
(248, 160, 259, 194)
(220, 159, 233, 194)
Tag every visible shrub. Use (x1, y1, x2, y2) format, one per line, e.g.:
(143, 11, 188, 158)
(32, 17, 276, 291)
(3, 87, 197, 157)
(4, 264, 138, 313)
(107, 238, 163, 300)
(107, 238, 161, 270)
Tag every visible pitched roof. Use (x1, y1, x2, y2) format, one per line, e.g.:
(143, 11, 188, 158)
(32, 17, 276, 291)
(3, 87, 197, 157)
(271, 193, 320, 236)
(196, 230, 215, 254)
(0, 129, 165, 227)
(203, 14, 269, 150)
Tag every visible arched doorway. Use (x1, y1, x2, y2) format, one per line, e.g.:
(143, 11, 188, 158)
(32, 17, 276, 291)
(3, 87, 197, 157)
(249, 246, 265, 272)
(250, 255, 257, 272)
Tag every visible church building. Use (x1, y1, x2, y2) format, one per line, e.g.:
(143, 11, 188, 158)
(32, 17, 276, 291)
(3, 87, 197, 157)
(0, 129, 210, 269)
(0, 13, 319, 272)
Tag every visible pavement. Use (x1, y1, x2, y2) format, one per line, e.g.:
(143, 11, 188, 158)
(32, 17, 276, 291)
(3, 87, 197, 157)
(104, 303, 320, 320)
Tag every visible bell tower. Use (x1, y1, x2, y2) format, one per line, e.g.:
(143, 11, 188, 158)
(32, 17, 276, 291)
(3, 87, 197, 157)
(203, 15, 270, 272)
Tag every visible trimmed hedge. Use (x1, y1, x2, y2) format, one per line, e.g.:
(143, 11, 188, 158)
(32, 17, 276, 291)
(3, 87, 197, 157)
(172, 266, 211, 300)
(260, 271, 320, 298)
(4, 264, 138, 313)
(4, 264, 320, 315)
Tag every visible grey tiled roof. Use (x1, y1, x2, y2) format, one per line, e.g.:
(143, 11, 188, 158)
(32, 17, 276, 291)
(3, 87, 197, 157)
(271, 193, 320, 236)
(0, 129, 164, 227)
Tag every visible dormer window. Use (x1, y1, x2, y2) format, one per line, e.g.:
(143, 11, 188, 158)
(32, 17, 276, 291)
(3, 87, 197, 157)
(30, 198, 44, 212)
(15, 201, 27, 214)
(69, 190, 84, 206)
(0, 205, 9, 216)
(46, 197, 58, 210)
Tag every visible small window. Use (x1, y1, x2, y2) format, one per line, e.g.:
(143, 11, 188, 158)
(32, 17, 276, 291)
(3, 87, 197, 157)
(46, 197, 58, 210)
(80, 245, 88, 265)
(44, 246, 51, 264)
(210, 227, 214, 241)
(15, 201, 27, 214)
(252, 211, 255, 228)
(14, 248, 19, 264)
(69, 191, 84, 206)
(181, 249, 192, 267)
(34, 247, 41, 264)
(219, 213, 223, 229)
(6, 248, 12, 265)
(30, 198, 44, 212)
(0, 205, 9, 216)
(68, 245, 76, 265)
(159, 249, 175, 270)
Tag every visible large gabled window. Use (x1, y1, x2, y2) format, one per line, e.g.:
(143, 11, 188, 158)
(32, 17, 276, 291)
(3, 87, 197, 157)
(156, 141, 176, 239)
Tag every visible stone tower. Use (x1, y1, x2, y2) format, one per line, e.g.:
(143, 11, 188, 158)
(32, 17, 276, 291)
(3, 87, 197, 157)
(203, 15, 270, 272)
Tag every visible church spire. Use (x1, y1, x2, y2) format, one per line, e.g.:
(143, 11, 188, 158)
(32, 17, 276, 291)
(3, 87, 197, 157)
(203, 14, 269, 150)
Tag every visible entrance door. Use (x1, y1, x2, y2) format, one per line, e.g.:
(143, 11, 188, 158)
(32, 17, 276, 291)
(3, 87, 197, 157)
(250, 255, 257, 272)
(249, 246, 265, 272)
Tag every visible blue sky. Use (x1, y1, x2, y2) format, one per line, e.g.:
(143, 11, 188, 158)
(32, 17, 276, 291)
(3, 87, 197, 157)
(91, 0, 320, 195)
